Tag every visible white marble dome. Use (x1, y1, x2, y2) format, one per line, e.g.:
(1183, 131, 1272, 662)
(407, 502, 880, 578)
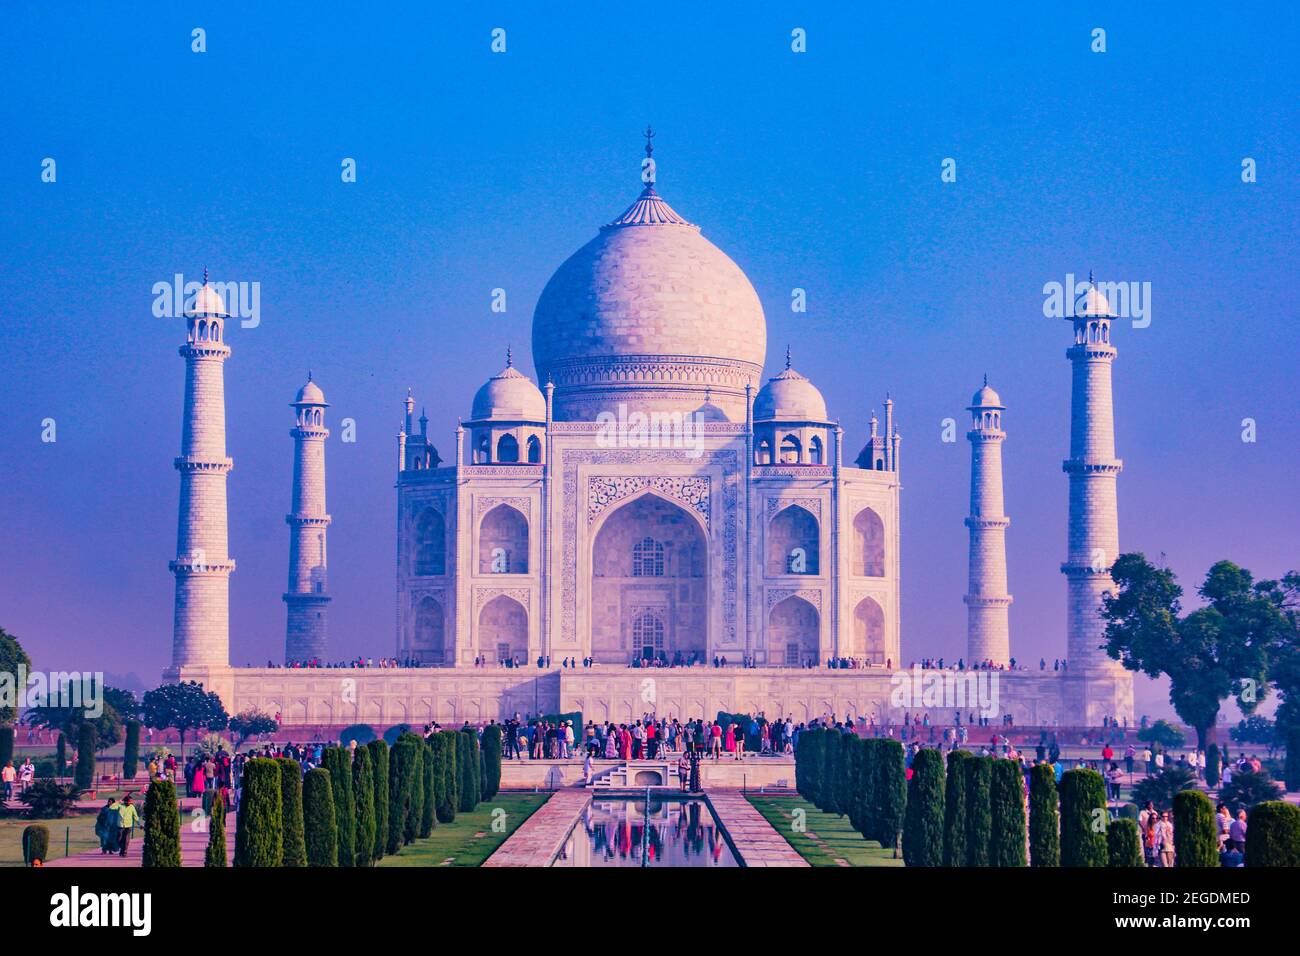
(754, 366, 828, 421)
(187, 281, 229, 318)
(969, 382, 1003, 408)
(294, 378, 327, 405)
(471, 363, 546, 422)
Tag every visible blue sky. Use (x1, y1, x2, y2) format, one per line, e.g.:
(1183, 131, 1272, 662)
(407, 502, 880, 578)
(1, 2, 1296, 718)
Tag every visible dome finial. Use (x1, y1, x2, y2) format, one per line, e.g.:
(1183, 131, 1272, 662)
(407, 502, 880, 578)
(308, 369, 313, 382)
(202, 267, 209, 286)
(785, 344, 792, 370)
(1089, 268, 1095, 286)
(506, 344, 513, 368)
(983, 372, 988, 387)
(643, 125, 655, 160)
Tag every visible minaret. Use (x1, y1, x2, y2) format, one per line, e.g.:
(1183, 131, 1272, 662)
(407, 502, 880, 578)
(964, 377, 1012, 664)
(1063, 273, 1132, 721)
(169, 272, 235, 673)
(284, 374, 332, 663)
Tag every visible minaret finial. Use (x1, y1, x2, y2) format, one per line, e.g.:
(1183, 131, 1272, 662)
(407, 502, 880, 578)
(785, 344, 791, 370)
(308, 369, 313, 382)
(983, 372, 988, 387)
(643, 125, 655, 159)
(1089, 268, 1095, 286)
(506, 344, 513, 368)
(202, 267, 209, 286)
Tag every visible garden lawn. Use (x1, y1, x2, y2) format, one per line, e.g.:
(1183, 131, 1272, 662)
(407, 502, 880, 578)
(0, 812, 102, 866)
(745, 795, 903, 867)
(377, 792, 548, 867)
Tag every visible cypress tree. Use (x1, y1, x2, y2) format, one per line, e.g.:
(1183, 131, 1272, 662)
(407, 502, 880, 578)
(0, 726, 13, 770)
(1204, 743, 1221, 788)
(989, 759, 1027, 867)
(123, 720, 141, 780)
(835, 732, 858, 818)
(404, 739, 425, 845)
(819, 730, 841, 814)
(943, 749, 972, 866)
(963, 756, 993, 867)
(277, 758, 306, 867)
(876, 739, 907, 856)
(22, 825, 49, 866)
(234, 758, 283, 867)
(798, 728, 823, 805)
(457, 728, 480, 813)
(1106, 818, 1144, 867)
(436, 730, 458, 823)
(1245, 801, 1300, 867)
(1028, 763, 1060, 867)
(1286, 730, 1300, 793)
(858, 738, 881, 841)
(366, 739, 389, 862)
(1173, 789, 1218, 867)
(844, 737, 865, 833)
(480, 724, 503, 800)
(1059, 768, 1107, 867)
(321, 747, 356, 866)
(902, 748, 945, 866)
(352, 744, 376, 867)
(302, 767, 337, 867)
(420, 739, 437, 837)
(204, 789, 227, 867)
(142, 778, 181, 867)
(56, 732, 66, 779)
(387, 734, 417, 855)
(74, 723, 96, 791)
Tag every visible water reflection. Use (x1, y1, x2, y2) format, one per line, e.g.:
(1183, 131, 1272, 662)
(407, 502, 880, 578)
(553, 797, 738, 867)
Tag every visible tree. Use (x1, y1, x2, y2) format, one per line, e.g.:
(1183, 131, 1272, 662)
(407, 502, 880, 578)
(74, 723, 96, 790)
(843, 737, 865, 833)
(1231, 714, 1277, 747)
(341, 724, 377, 748)
(352, 744, 376, 867)
(1103, 556, 1286, 749)
(797, 728, 823, 805)
(366, 739, 389, 861)
(1173, 789, 1217, 867)
(480, 724, 503, 801)
(302, 767, 337, 867)
(1106, 818, 1144, 867)
(989, 760, 1027, 867)
(1136, 719, 1186, 750)
(123, 720, 141, 780)
(1245, 801, 1300, 867)
(205, 789, 227, 867)
(942, 749, 972, 867)
(876, 739, 907, 856)
(405, 741, 425, 845)
(141, 681, 229, 757)
(321, 747, 356, 866)
(434, 731, 458, 824)
(1219, 770, 1283, 815)
(420, 739, 437, 838)
(1059, 768, 1107, 867)
(142, 778, 182, 867)
(458, 728, 480, 813)
(20, 780, 82, 818)
(0, 627, 32, 725)
(1204, 743, 1221, 788)
(0, 727, 13, 770)
(233, 758, 283, 867)
(229, 708, 278, 747)
(24, 697, 123, 753)
(277, 758, 306, 867)
(56, 733, 66, 778)
(1028, 763, 1060, 867)
(819, 730, 842, 815)
(855, 738, 880, 843)
(902, 748, 944, 866)
(387, 734, 418, 855)
(22, 824, 49, 866)
(963, 756, 993, 867)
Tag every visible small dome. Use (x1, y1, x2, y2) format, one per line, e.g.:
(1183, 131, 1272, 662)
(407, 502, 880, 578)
(471, 364, 546, 422)
(969, 382, 1003, 408)
(294, 377, 326, 406)
(753, 366, 828, 422)
(1074, 282, 1116, 319)
(187, 281, 229, 318)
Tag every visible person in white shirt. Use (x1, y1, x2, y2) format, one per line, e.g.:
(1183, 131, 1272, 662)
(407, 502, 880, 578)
(1155, 811, 1176, 867)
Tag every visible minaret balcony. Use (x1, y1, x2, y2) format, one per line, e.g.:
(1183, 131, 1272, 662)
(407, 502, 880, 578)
(285, 514, 332, 527)
(1061, 458, 1122, 475)
(1060, 562, 1115, 577)
(963, 594, 1013, 607)
(169, 557, 236, 573)
(174, 456, 233, 473)
(178, 343, 231, 359)
(964, 515, 1010, 530)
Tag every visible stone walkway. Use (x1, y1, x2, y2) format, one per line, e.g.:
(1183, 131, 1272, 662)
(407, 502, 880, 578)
(44, 797, 236, 868)
(482, 791, 582, 867)
(705, 792, 809, 866)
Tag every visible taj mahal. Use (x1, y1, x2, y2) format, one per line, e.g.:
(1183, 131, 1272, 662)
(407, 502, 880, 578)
(165, 137, 1133, 729)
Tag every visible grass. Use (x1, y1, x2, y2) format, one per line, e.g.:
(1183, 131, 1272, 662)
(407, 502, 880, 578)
(0, 811, 102, 866)
(377, 792, 549, 867)
(745, 795, 903, 867)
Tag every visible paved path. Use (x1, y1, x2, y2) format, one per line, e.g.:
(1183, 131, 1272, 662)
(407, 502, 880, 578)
(706, 791, 809, 867)
(44, 797, 236, 868)
(482, 791, 580, 867)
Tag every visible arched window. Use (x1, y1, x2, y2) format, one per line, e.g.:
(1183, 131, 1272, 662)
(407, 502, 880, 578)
(526, 435, 541, 463)
(632, 610, 665, 658)
(198, 320, 208, 341)
(478, 504, 528, 574)
(756, 439, 773, 465)
(632, 537, 665, 577)
(779, 435, 802, 465)
(852, 508, 885, 576)
(211, 324, 220, 343)
(766, 504, 819, 576)
(415, 509, 445, 575)
(785, 641, 801, 665)
(809, 435, 824, 465)
(497, 434, 519, 463)
(413, 596, 445, 664)
(853, 597, 886, 665)
(475, 433, 489, 464)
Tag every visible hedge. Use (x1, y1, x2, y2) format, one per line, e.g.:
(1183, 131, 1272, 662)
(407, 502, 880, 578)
(1204, 743, 1221, 789)
(234, 758, 283, 867)
(340, 724, 377, 748)
(405, 740, 425, 845)
(1106, 818, 1144, 867)
(0, 727, 14, 771)
(989, 759, 1027, 867)
(902, 748, 945, 866)
(22, 824, 49, 866)
(963, 756, 993, 867)
(123, 720, 141, 780)
(943, 749, 972, 866)
(277, 757, 306, 867)
(843, 737, 865, 833)
(142, 778, 182, 867)
(856, 739, 880, 842)
(480, 724, 503, 800)
(1245, 801, 1300, 867)
(75, 723, 96, 791)
(435, 731, 458, 824)
(1059, 768, 1107, 867)
(366, 740, 389, 862)
(1286, 730, 1300, 794)
(457, 728, 480, 813)
(387, 734, 418, 854)
(303, 767, 337, 867)
(352, 744, 376, 867)
(1028, 763, 1060, 867)
(876, 739, 907, 856)
(797, 728, 823, 805)
(205, 789, 227, 867)
(1173, 789, 1218, 867)
(321, 747, 356, 866)
(420, 739, 437, 838)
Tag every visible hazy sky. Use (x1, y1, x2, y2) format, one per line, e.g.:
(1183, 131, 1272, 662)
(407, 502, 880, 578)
(2, 4, 1296, 718)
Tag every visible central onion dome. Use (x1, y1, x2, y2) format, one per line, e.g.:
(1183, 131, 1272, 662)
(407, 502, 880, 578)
(532, 138, 766, 421)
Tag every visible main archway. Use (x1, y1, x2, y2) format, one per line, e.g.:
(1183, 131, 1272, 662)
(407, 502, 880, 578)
(768, 595, 819, 667)
(479, 595, 528, 664)
(590, 493, 707, 664)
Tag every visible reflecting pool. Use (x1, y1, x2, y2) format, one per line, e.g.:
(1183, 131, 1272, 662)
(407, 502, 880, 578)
(552, 796, 739, 867)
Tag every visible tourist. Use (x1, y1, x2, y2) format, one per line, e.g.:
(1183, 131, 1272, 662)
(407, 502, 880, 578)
(1229, 810, 1247, 853)
(1143, 813, 1158, 867)
(18, 757, 34, 793)
(709, 721, 723, 761)
(116, 793, 141, 857)
(583, 751, 593, 786)
(1, 760, 14, 801)
(95, 798, 118, 853)
(1155, 811, 1175, 868)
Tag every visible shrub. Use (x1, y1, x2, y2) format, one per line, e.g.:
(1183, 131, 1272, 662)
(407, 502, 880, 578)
(387, 734, 418, 855)
(962, 756, 993, 867)
(1173, 789, 1217, 867)
(339, 724, 377, 748)
(819, 730, 842, 815)
(383, 724, 412, 746)
(1106, 818, 1144, 867)
(1028, 763, 1060, 867)
(902, 748, 944, 866)
(480, 724, 503, 800)
(405, 740, 425, 845)
(123, 720, 141, 780)
(942, 749, 972, 866)
(420, 739, 437, 838)
(0, 726, 13, 769)
(458, 729, 480, 813)
(367, 740, 389, 861)
(19, 780, 82, 818)
(302, 768, 337, 867)
(1137, 719, 1186, 749)
(233, 758, 283, 867)
(205, 789, 227, 867)
(1132, 765, 1197, 811)
(142, 778, 182, 867)
(1204, 743, 1220, 788)
(876, 739, 907, 856)
(75, 724, 96, 791)
(321, 747, 356, 866)
(352, 744, 376, 867)
(1286, 730, 1300, 793)
(1219, 770, 1284, 816)
(1245, 801, 1300, 867)
(989, 760, 1027, 867)
(22, 824, 49, 865)
(435, 731, 458, 823)
(1059, 768, 1107, 867)
(277, 758, 306, 867)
